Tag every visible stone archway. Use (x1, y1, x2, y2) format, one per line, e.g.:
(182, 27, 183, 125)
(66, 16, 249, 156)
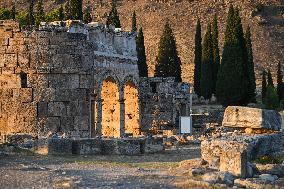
(124, 80, 140, 136)
(101, 76, 121, 138)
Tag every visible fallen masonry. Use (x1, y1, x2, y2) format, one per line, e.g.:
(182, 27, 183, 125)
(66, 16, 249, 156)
(199, 106, 284, 187)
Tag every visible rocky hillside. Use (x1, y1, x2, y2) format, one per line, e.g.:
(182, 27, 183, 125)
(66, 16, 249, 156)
(1, 0, 283, 84)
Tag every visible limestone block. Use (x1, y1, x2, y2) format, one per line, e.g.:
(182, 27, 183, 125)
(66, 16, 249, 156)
(222, 106, 281, 131)
(18, 53, 30, 68)
(44, 117, 60, 132)
(74, 116, 89, 130)
(48, 74, 79, 89)
(101, 139, 141, 155)
(0, 89, 13, 101)
(13, 88, 33, 102)
(79, 74, 92, 88)
(0, 37, 9, 46)
(220, 150, 247, 178)
(0, 74, 20, 88)
(3, 53, 17, 67)
(60, 117, 74, 131)
(48, 138, 73, 155)
(37, 102, 48, 117)
(72, 138, 102, 155)
(141, 137, 165, 154)
(9, 37, 25, 46)
(77, 100, 89, 116)
(1, 67, 15, 74)
(48, 102, 66, 117)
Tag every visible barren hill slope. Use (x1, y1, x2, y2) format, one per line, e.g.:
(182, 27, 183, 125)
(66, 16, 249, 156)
(1, 0, 284, 84)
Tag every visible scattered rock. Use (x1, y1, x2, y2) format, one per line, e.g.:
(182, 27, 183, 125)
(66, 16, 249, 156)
(259, 174, 278, 183)
(255, 164, 284, 177)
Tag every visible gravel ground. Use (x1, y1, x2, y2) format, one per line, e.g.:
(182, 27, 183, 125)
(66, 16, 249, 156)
(0, 145, 201, 189)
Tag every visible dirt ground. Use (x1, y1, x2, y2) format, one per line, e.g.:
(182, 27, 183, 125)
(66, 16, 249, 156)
(0, 145, 201, 189)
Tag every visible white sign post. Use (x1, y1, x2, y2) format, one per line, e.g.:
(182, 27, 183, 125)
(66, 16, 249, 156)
(180, 116, 193, 134)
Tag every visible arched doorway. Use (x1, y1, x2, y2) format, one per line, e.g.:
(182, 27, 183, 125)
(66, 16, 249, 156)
(124, 81, 140, 136)
(101, 77, 120, 138)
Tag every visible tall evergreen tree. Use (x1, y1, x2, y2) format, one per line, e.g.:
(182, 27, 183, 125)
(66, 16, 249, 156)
(27, 1, 35, 26)
(70, 0, 83, 20)
(35, 0, 45, 26)
(200, 23, 214, 100)
(58, 5, 64, 21)
(267, 70, 274, 87)
(193, 19, 202, 97)
(212, 14, 220, 94)
(64, 0, 72, 20)
(136, 28, 148, 77)
(106, 4, 121, 28)
(154, 21, 182, 82)
(265, 85, 279, 110)
(216, 5, 248, 106)
(277, 62, 284, 102)
(132, 11, 137, 32)
(235, 8, 250, 104)
(245, 26, 256, 102)
(11, 3, 16, 19)
(262, 70, 267, 103)
(83, 8, 92, 23)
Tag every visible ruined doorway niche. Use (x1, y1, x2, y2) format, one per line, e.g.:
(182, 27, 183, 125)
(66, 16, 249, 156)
(101, 77, 120, 138)
(124, 81, 140, 136)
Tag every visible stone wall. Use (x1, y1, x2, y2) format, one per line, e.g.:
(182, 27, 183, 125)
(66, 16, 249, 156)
(139, 77, 191, 134)
(0, 20, 139, 138)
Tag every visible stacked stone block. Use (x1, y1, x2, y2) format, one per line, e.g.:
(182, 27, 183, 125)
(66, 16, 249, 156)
(0, 20, 139, 138)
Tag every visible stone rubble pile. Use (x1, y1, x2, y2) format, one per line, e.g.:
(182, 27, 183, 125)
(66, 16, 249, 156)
(197, 106, 284, 187)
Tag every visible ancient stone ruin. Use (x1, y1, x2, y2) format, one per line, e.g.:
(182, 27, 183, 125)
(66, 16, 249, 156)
(199, 106, 284, 187)
(0, 20, 191, 143)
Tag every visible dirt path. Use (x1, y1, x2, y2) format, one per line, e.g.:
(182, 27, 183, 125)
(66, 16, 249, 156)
(0, 145, 201, 189)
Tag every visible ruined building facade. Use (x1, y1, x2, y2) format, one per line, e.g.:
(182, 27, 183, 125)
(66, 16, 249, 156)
(0, 20, 190, 139)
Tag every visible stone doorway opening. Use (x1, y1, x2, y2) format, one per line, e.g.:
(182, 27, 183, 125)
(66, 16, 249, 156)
(124, 81, 140, 136)
(101, 77, 120, 138)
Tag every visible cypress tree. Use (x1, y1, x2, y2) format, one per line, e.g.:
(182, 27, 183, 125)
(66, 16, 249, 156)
(193, 19, 202, 97)
(64, 0, 72, 20)
(154, 21, 182, 82)
(70, 0, 83, 20)
(11, 3, 16, 19)
(200, 23, 214, 100)
(216, 5, 248, 106)
(277, 62, 284, 101)
(267, 70, 274, 87)
(245, 26, 256, 102)
(132, 11, 137, 32)
(212, 14, 220, 94)
(35, 0, 45, 26)
(58, 5, 64, 21)
(235, 8, 250, 104)
(265, 85, 279, 110)
(27, 1, 35, 26)
(261, 70, 267, 103)
(106, 4, 121, 28)
(83, 8, 92, 23)
(136, 28, 148, 77)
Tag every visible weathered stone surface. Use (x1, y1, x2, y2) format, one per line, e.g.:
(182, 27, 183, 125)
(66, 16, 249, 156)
(72, 138, 102, 155)
(222, 106, 281, 131)
(201, 133, 283, 178)
(220, 149, 247, 178)
(141, 137, 164, 154)
(202, 172, 234, 186)
(101, 138, 141, 155)
(48, 138, 73, 155)
(256, 164, 284, 177)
